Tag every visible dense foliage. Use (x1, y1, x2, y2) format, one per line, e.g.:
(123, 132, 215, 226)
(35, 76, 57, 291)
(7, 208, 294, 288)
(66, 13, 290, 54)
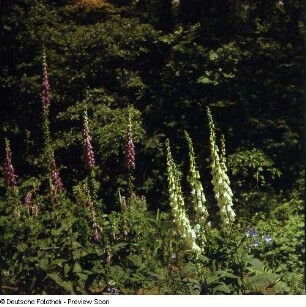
(0, 0, 304, 294)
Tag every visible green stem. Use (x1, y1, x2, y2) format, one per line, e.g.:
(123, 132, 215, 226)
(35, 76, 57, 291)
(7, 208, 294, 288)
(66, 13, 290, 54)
(127, 171, 134, 197)
(89, 169, 97, 200)
(42, 107, 53, 197)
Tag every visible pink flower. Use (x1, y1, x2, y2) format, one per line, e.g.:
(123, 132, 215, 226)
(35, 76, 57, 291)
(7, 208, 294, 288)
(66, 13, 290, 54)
(41, 51, 51, 110)
(82, 111, 95, 169)
(3, 139, 17, 188)
(50, 154, 63, 195)
(24, 188, 36, 206)
(124, 122, 135, 171)
(93, 224, 101, 242)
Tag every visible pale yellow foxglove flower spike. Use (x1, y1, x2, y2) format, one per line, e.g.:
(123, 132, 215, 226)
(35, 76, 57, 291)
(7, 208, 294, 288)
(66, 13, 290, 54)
(207, 107, 235, 226)
(166, 139, 201, 253)
(185, 131, 209, 248)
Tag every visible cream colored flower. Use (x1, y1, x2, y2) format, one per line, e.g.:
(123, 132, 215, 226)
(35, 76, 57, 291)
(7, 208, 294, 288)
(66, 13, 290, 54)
(166, 139, 202, 254)
(207, 107, 235, 226)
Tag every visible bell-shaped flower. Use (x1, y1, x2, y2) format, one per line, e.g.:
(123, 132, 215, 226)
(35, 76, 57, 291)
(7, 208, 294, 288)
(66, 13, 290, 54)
(124, 119, 136, 171)
(82, 111, 96, 170)
(41, 50, 51, 110)
(3, 139, 17, 188)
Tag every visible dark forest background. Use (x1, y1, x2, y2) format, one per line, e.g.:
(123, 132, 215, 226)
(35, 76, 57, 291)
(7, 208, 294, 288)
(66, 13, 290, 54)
(0, 0, 305, 295)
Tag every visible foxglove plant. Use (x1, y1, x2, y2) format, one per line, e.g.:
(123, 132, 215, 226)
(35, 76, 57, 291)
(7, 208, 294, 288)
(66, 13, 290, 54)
(207, 107, 235, 226)
(93, 223, 102, 242)
(82, 110, 96, 170)
(185, 131, 209, 249)
(220, 135, 227, 172)
(81, 112, 102, 241)
(80, 182, 102, 242)
(40, 49, 55, 199)
(124, 117, 136, 171)
(118, 189, 130, 236)
(185, 131, 209, 228)
(166, 140, 201, 254)
(3, 139, 17, 188)
(41, 50, 52, 154)
(24, 187, 36, 207)
(24, 185, 40, 217)
(219, 134, 231, 188)
(41, 49, 51, 111)
(124, 115, 136, 196)
(4, 138, 20, 218)
(74, 182, 100, 241)
(50, 153, 63, 199)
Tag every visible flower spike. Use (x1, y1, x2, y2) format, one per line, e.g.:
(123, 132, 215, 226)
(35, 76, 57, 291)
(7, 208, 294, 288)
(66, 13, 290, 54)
(124, 116, 136, 171)
(41, 49, 51, 110)
(3, 139, 17, 188)
(82, 110, 96, 169)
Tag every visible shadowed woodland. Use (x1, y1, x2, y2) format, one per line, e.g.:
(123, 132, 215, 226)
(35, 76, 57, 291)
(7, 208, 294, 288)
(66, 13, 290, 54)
(0, 0, 304, 294)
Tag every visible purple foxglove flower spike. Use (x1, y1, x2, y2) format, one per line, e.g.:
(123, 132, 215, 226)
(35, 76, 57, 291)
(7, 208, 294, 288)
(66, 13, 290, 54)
(124, 120, 135, 171)
(4, 139, 17, 188)
(93, 223, 101, 242)
(24, 187, 37, 206)
(50, 154, 63, 194)
(83, 111, 96, 169)
(41, 50, 51, 110)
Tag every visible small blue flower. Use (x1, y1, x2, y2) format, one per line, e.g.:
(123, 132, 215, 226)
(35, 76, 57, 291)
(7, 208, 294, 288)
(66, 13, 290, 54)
(252, 239, 260, 247)
(245, 227, 258, 238)
(263, 234, 272, 244)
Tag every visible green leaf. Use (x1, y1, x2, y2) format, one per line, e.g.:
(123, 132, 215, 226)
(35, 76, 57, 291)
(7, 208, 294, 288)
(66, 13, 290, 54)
(53, 259, 67, 266)
(16, 243, 28, 252)
(206, 275, 219, 285)
(182, 263, 196, 276)
(72, 241, 83, 249)
(30, 276, 37, 290)
(245, 273, 280, 290)
(73, 263, 82, 273)
(62, 281, 75, 294)
(48, 273, 75, 294)
(197, 76, 213, 84)
(247, 258, 264, 269)
(213, 284, 231, 294)
(128, 254, 142, 267)
(51, 229, 61, 236)
(37, 258, 49, 271)
(48, 273, 64, 286)
(76, 272, 88, 281)
(209, 51, 218, 61)
(219, 271, 238, 279)
(197, 254, 209, 263)
(64, 264, 71, 276)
